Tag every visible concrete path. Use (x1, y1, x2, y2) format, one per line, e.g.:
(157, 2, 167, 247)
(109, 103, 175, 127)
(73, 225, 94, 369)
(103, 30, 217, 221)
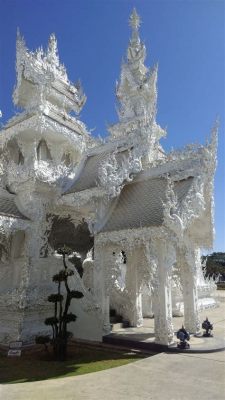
(1, 291, 225, 400)
(1, 350, 224, 400)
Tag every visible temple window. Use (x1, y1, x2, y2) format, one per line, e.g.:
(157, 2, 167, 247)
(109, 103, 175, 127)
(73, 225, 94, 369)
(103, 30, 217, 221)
(18, 150, 24, 165)
(37, 139, 52, 161)
(61, 152, 72, 166)
(6, 139, 24, 165)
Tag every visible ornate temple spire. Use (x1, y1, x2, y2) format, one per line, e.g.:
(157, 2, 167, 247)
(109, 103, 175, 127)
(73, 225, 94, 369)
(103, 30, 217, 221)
(114, 9, 150, 124)
(109, 9, 166, 144)
(122, 9, 152, 122)
(46, 33, 59, 67)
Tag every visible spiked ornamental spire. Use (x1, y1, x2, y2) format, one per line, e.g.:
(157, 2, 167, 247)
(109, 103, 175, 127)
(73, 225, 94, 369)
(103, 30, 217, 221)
(46, 33, 59, 66)
(108, 9, 167, 154)
(109, 9, 162, 140)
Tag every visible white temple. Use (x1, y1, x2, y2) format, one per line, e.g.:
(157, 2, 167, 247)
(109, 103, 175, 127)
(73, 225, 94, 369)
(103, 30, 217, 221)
(0, 10, 218, 347)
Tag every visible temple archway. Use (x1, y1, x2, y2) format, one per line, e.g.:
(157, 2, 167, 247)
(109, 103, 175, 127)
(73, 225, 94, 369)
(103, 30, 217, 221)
(48, 217, 94, 260)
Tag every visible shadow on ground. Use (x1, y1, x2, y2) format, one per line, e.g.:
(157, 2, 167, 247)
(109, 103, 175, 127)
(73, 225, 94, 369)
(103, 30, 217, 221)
(0, 345, 151, 384)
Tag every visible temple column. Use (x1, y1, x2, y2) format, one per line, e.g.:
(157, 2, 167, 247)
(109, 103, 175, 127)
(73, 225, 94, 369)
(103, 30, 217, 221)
(142, 285, 154, 318)
(152, 239, 174, 346)
(93, 239, 111, 336)
(124, 246, 143, 327)
(177, 246, 201, 334)
(142, 240, 157, 318)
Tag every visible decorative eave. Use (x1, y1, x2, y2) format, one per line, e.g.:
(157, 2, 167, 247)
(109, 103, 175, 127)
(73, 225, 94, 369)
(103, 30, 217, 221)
(95, 225, 174, 247)
(159, 127, 217, 249)
(162, 123, 218, 249)
(0, 111, 90, 152)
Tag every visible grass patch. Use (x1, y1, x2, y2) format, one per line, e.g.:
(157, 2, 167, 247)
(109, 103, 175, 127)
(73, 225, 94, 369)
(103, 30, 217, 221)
(0, 345, 147, 384)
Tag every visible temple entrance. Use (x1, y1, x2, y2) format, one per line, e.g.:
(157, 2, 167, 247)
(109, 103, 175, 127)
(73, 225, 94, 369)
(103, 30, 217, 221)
(48, 217, 94, 274)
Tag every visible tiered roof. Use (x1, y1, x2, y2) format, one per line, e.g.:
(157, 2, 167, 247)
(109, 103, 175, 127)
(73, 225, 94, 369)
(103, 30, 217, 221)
(0, 189, 28, 220)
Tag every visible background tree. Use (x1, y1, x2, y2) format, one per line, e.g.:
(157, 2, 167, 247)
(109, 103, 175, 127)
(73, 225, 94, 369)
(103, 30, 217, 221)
(201, 252, 225, 280)
(36, 245, 84, 361)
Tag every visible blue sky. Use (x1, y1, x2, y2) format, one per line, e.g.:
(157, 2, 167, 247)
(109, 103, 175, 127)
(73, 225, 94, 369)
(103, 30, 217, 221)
(0, 0, 224, 252)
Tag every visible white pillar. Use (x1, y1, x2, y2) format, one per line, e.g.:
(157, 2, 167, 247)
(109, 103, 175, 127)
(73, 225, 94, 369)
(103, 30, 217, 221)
(93, 240, 111, 336)
(124, 247, 143, 327)
(142, 241, 157, 318)
(142, 285, 154, 318)
(177, 246, 200, 334)
(153, 240, 174, 346)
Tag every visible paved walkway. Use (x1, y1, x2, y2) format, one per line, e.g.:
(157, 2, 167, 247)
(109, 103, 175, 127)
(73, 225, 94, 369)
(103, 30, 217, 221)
(1, 291, 225, 400)
(1, 350, 224, 400)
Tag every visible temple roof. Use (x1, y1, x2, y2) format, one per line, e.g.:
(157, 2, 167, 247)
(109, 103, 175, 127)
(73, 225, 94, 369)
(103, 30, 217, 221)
(14, 31, 86, 115)
(0, 190, 28, 220)
(64, 147, 199, 196)
(99, 177, 193, 232)
(66, 152, 109, 193)
(2, 109, 90, 146)
(65, 148, 129, 194)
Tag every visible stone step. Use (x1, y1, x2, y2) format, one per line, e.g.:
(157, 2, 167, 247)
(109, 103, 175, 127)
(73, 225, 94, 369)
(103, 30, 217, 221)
(111, 319, 131, 331)
(111, 322, 124, 331)
(103, 334, 166, 352)
(103, 334, 225, 354)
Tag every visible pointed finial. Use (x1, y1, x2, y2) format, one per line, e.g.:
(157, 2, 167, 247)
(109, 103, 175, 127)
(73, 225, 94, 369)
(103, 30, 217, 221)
(212, 116, 220, 133)
(16, 27, 21, 40)
(48, 33, 57, 54)
(210, 117, 219, 148)
(16, 27, 26, 50)
(47, 33, 59, 65)
(129, 8, 141, 30)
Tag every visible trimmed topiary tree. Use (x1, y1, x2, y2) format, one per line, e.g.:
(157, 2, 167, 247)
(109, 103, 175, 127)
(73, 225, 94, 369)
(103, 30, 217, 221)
(36, 245, 84, 361)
